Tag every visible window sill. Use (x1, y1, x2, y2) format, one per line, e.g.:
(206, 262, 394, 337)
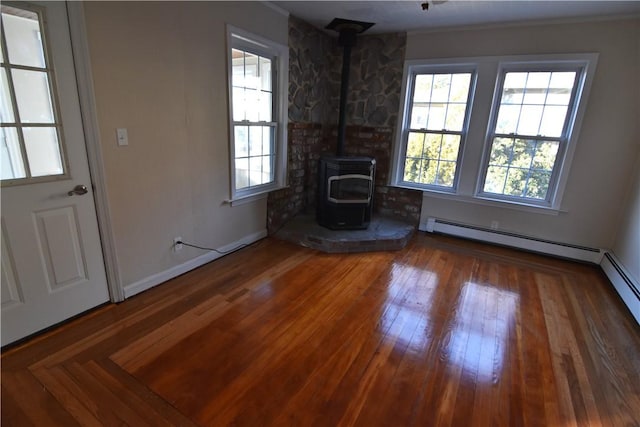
(225, 185, 288, 207)
(393, 183, 565, 215)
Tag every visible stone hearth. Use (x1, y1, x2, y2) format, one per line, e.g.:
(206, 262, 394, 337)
(274, 214, 414, 253)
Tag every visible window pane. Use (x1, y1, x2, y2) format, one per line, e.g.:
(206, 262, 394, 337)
(262, 126, 273, 156)
(501, 72, 526, 104)
(450, 74, 471, 102)
(524, 171, 551, 199)
(424, 133, 442, 159)
(523, 72, 550, 105)
(262, 155, 273, 183)
(444, 103, 466, 132)
(2, 6, 46, 68)
(243, 52, 258, 90)
(249, 126, 262, 157)
(259, 56, 272, 92)
(233, 87, 245, 121)
(406, 132, 424, 158)
(495, 104, 520, 134)
(414, 74, 433, 102)
(504, 168, 526, 197)
(422, 159, 437, 184)
(489, 137, 513, 166)
(1, 68, 15, 123)
(249, 156, 263, 185)
(441, 134, 460, 161)
(484, 166, 507, 194)
(532, 141, 559, 170)
(258, 92, 272, 121)
(244, 88, 259, 121)
(516, 105, 543, 135)
(23, 126, 62, 177)
(12, 69, 54, 123)
(539, 105, 567, 137)
(403, 131, 458, 188)
(1, 126, 25, 179)
(426, 103, 446, 130)
(431, 74, 451, 102)
(411, 72, 472, 133)
(231, 49, 245, 88)
(511, 139, 535, 168)
(547, 72, 575, 104)
(234, 126, 248, 158)
(235, 158, 249, 190)
(403, 157, 421, 183)
(436, 161, 456, 186)
(410, 104, 428, 129)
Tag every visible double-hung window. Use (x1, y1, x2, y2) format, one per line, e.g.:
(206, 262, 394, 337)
(227, 26, 288, 201)
(392, 54, 596, 211)
(479, 61, 590, 206)
(396, 64, 475, 191)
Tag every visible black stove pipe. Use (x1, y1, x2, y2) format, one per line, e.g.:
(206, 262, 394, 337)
(326, 18, 374, 157)
(336, 30, 357, 156)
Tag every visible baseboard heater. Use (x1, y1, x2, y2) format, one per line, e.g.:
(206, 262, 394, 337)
(420, 217, 603, 264)
(600, 252, 640, 325)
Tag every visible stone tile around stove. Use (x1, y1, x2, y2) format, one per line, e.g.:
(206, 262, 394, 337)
(274, 213, 415, 253)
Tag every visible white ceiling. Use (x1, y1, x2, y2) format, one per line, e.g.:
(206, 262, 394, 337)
(270, 1, 640, 34)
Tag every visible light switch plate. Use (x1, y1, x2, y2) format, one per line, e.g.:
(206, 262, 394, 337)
(116, 128, 128, 146)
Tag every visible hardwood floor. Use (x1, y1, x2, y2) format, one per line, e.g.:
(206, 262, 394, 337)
(2, 234, 639, 426)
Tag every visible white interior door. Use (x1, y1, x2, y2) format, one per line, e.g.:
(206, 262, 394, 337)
(1, 1, 109, 346)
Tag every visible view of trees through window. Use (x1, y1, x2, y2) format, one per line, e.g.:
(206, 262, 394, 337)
(403, 72, 472, 188)
(482, 70, 577, 200)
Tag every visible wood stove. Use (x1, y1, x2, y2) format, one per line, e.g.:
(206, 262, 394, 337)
(316, 17, 376, 230)
(317, 155, 375, 230)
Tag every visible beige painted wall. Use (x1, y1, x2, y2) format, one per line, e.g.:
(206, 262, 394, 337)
(613, 152, 640, 283)
(407, 18, 639, 249)
(83, 2, 287, 286)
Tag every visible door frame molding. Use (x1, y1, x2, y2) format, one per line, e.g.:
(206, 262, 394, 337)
(66, 2, 124, 302)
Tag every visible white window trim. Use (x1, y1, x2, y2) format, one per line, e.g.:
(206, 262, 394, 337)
(476, 54, 599, 209)
(226, 25, 288, 202)
(391, 53, 598, 212)
(391, 60, 478, 192)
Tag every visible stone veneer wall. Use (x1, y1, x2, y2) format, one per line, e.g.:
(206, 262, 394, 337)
(267, 16, 332, 233)
(267, 17, 422, 233)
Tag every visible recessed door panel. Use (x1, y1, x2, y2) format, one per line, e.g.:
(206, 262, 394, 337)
(1, 224, 23, 309)
(34, 206, 88, 291)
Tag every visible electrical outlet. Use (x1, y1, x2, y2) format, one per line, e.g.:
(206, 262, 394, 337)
(490, 221, 499, 230)
(173, 237, 183, 252)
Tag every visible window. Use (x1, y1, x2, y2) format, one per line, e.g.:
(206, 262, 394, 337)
(396, 64, 475, 191)
(479, 65, 586, 205)
(1, 4, 67, 184)
(392, 54, 597, 211)
(227, 27, 288, 201)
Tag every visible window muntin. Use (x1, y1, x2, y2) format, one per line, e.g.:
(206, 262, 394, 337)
(0, 4, 66, 183)
(400, 70, 474, 190)
(480, 68, 582, 203)
(228, 28, 287, 201)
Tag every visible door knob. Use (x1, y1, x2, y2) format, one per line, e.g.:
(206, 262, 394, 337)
(68, 184, 89, 196)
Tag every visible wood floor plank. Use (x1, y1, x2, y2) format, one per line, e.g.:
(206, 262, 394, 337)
(2, 235, 639, 427)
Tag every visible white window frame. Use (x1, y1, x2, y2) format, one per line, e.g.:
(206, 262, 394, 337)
(226, 25, 288, 203)
(476, 54, 598, 209)
(391, 53, 598, 213)
(391, 60, 477, 193)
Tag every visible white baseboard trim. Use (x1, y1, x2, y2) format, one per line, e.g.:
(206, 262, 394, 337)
(600, 252, 640, 325)
(123, 229, 267, 299)
(420, 217, 603, 263)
